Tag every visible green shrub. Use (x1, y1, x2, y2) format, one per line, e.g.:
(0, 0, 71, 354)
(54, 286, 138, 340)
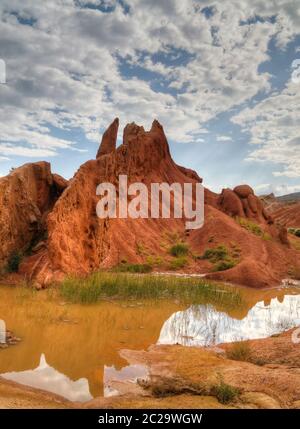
(236, 217, 263, 236)
(201, 245, 237, 272)
(226, 341, 252, 361)
(213, 259, 236, 272)
(262, 232, 272, 241)
(170, 243, 189, 257)
(201, 245, 228, 262)
(211, 379, 240, 404)
(288, 228, 300, 238)
(6, 251, 22, 273)
(146, 256, 164, 267)
(169, 256, 188, 270)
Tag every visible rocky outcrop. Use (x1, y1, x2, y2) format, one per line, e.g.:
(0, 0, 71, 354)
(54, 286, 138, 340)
(96, 118, 119, 158)
(269, 203, 300, 228)
(218, 185, 273, 224)
(0, 162, 68, 269)
(42, 119, 200, 280)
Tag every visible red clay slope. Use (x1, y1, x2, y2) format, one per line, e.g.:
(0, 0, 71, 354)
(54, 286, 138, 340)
(270, 203, 300, 228)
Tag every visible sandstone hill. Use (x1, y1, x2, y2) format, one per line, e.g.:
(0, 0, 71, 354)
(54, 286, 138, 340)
(262, 194, 300, 229)
(0, 119, 299, 288)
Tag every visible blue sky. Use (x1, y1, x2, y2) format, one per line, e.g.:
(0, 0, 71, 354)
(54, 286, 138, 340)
(0, 0, 299, 196)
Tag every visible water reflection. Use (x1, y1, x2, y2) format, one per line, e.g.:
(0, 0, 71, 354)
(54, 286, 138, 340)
(158, 295, 300, 346)
(103, 364, 148, 397)
(0, 319, 5, 343)
(1, 285, 300, 401)
(1, 354, 92, 402)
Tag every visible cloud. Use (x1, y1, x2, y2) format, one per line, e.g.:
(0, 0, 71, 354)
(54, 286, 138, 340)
(0, 0, 299, 161)
(232, 79, 300, 178)
(217, 135, 232, 142)
(254, 182, 300, 196)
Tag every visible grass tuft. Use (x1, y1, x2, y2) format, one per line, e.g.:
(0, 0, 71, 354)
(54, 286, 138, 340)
(212, 259, 236, 272)
(59, 272, 242, 307)
(211, 378, 240, 404)
(201, 245, 238, 272)
(236, 217, 272, 241)
(169, 243, 189, 257)
(114, 263, 152, 273)
(169, 256, 188, 270)
(226, 341, 252, 362)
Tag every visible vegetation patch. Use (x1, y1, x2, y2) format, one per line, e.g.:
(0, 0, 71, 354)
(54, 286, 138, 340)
(6, 251, 23, 273)
(236, 218, 272, 241)
(146, 256, 164, 268)
(114, 263, 152, 273)
(140, 374, 240, 405)
(169, 256, 188, 270)
(200, 245, 238, 272)
(226, 341, 252, 362)
(169, 243, 189, 257)
(288, 228, 300, 238)
(212, 260, 236, 272)
(136, 242, 148, 256)
(211, 377, 240, 404)
(236, 217, 263, 236)
(201, 245, 228, 262)
(59, 272, 242, 306)
(139, 376, 207, 398)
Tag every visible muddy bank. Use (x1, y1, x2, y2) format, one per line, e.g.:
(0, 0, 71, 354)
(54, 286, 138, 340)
(1, 329, 300, 409)
(0, 377, 72, 409)
(91, 328, 300, 409)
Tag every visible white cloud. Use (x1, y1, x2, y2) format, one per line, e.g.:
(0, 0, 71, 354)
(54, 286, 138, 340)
(232, 79, 300, 178)
(254, 182, 300, 196)
(217, 135, 232, 142)
(0, 0, 299, 160)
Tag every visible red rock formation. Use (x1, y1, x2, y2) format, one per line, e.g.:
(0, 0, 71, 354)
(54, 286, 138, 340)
(218, 188, 244, 218)
(269, 202, 300, 228)
(1, 119, 299, 289)
(96, 118, 119, 158)
(0, 162, 68, 268)
(218, 184, 273, 225)
(44, 119, 201, 279)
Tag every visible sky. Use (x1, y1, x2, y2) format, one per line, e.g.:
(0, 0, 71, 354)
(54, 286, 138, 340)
(0, 0, 299, 196)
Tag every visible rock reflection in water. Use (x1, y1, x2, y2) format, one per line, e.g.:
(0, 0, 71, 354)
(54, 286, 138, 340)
(158, 295, 300, 346)
(104, 364, 149, 397)
(1, 354, 92, 402)
(0, 319, 5, 344)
